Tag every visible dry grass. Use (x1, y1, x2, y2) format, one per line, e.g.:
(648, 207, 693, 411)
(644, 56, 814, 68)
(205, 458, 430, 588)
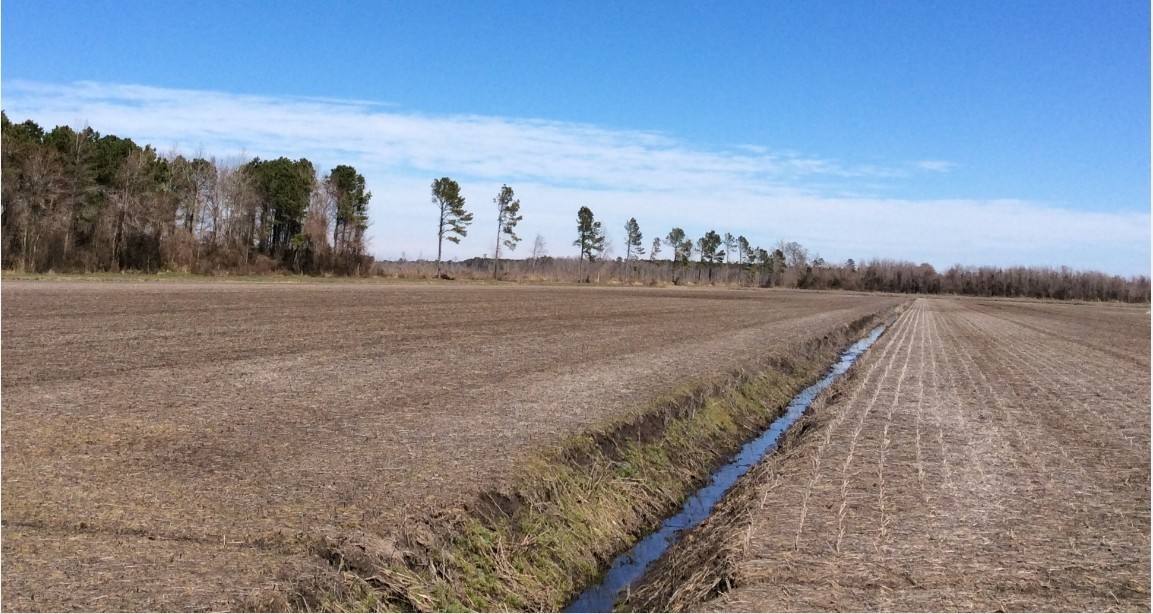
(628, 298, 1150, 612)
(0, 280, 901, 611)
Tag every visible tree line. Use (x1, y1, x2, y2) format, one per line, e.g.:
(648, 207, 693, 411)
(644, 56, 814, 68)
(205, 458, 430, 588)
(399, 198, 1150, 303)
(3, 114, 1147, 302)
(2, 113, 372, 274)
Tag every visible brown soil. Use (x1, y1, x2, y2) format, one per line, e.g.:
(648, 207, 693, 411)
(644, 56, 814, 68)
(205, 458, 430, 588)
(0, 281, 899, 611)
(651, 298, 1149, 612)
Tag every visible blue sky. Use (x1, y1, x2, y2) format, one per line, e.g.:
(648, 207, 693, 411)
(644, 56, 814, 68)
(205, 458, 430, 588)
(3, 0, 1149, 273)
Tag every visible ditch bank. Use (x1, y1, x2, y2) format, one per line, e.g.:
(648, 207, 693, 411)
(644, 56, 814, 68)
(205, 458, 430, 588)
(615, 316, 905, 613)
(277, 304, 905, 612)
(568, 323, 887, 612)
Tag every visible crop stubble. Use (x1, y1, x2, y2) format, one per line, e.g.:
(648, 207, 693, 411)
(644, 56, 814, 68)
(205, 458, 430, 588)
(1, 281, 899, 611)
(691, 298, 1150, 612)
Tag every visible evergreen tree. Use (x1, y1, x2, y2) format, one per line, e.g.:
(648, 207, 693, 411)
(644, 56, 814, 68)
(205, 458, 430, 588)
(623, 217, 645, 260)
(697, 230, 724, 263)
(431, 177, 473, 277)
(649, 237, 662, 262)
(574, 206, 605, 282)
(492, 184, 522, 278)
(328, 164, 371, 262)
(723, 232, 737, 264)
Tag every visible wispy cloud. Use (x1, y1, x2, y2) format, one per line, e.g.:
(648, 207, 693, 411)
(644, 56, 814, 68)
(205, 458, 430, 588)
(4, 81, 900, 192)
(915, 159, 958, 173)
(3, 80, 1147, 274)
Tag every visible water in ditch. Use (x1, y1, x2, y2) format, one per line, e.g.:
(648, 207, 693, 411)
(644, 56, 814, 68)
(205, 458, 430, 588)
(565, 324, 888, 612)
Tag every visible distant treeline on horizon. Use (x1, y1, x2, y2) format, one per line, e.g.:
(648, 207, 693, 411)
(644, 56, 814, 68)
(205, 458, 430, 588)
(3, 113, 1148, 303)
(380, 256, 1150, 303)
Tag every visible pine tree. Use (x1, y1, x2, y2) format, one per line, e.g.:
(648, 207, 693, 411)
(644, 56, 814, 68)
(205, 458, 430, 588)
(574, 206, 605, 282)
(492, 184, 522, 278)
(623, 217, 645, 260)
(431, 177, 473, 277)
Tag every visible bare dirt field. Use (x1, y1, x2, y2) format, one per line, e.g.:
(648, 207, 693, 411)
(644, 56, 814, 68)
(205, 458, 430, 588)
(694, 298, 1151, 612)
(0, 280, 900, 611)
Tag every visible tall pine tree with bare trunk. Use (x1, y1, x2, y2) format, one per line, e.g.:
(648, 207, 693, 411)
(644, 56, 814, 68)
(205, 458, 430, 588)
(624, 217, 645, 260)
(492, 184, 522, 279)
(574, 206, 605, 283)
(431, 177, 472, 277)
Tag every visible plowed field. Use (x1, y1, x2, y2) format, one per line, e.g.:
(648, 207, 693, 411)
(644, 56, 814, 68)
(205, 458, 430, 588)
(0, 281, 899, 611)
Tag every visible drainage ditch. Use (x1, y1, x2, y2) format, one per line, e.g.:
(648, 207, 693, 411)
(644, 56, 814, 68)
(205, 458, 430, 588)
(566, 325, 887, 612)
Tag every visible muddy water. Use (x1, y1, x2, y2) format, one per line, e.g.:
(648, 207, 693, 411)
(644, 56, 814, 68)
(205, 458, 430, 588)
(565, 325, 888, 612)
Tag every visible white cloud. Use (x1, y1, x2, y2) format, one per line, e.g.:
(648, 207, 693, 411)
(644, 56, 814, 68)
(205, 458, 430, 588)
(915, 159, 958, 172)
(3, 80, 1147, 274)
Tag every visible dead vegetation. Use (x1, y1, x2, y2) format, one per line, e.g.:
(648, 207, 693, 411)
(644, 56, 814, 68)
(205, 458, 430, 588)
(626, 298, 1150, 612)
(0, 280, 900, 611)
